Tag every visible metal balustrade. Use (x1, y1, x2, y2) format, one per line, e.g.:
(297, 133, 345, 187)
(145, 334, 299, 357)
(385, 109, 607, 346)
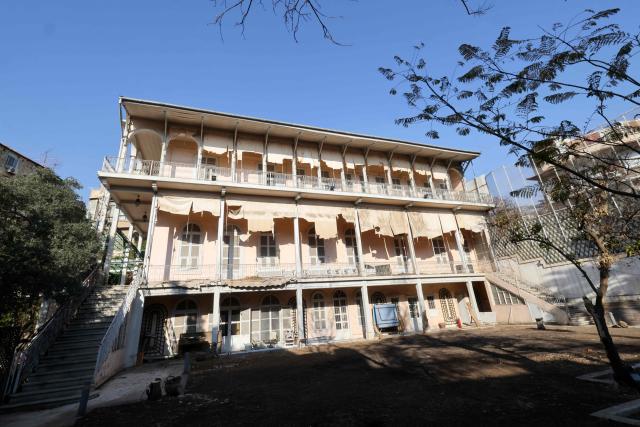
(301, 262, 359, 278)
(102, 156, 494, 205)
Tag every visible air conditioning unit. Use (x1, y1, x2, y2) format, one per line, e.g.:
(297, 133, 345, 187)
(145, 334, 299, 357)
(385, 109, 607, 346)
(6, 167, 16, 174)
(210, 175, 217, 181)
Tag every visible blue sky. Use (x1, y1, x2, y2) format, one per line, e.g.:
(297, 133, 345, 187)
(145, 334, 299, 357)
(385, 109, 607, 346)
(1, 0, 638, 200)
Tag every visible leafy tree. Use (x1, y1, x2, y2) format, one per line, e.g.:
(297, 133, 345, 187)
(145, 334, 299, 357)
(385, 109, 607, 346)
(0, 169, 100, 381)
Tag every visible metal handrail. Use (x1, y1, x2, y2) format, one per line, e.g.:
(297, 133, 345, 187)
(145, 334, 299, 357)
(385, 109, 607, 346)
(2, 268, 101, 398)
(101, 156, 495, 205)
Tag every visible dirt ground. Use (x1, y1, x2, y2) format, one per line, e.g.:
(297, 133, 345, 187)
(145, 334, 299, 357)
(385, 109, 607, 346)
(77, 325, 640, 426)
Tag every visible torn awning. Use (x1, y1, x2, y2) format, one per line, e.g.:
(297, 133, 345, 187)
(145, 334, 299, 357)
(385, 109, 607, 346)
(237, 135, 264, 159)
(438, 213, 458, 234)
(391, 157, 412, 173)
(223, 276, 293, 289)
(456, 211, 487, 233)
(267, 141, 293, 164)
(344, 151, 365, 169)
(202, 131, 231, 155)
(226, 197, 296, 234)
(157, 193, 220, 215)
(321, 149, 344, 170)
(432, 164, 450, 180)
(358, 207, 408, 237)
(407, 210, 442, 239)
(297, 203, 338, 239)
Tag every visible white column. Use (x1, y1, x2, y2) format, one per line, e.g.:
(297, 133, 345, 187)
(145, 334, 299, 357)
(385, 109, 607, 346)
(354, 206, 366, 275)
(103, 205, 121, 275)
(292, 142, 298, 187)
(136, 231, 144, 252)
(116, 137, 128, 172)
(452, 211, 469, 272)
(339, 157, 347, 191)
(404, 210, 418, 274)
(128, 144, 137, 173)
(409, 158, 417, 197)
(466, 280, 480, 318)
(231, 127, 238, 182)
(362, 150, 369, 190)
(294, 203, 302, 277)
(296, 286, 304, 346)
(262, 135, 268, 184)
(142, 193, 158, 277)
(360, 283, 374, 339)
(386, 157, 393, 186)
(211, 288, 221, 352)
(484, 279, 497, 309)
(119, 225, 134, 286)
(217, 197, 225, 280)
(415, 279, 428, 332)
(196, 143, 203, 179)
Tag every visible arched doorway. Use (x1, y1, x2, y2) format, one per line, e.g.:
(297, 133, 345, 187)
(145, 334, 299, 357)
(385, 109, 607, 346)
(223, 225, 241, 279)
(140, 304, 168, 359)
(439, 288, 457, 324)
(220, 297, 247, 352)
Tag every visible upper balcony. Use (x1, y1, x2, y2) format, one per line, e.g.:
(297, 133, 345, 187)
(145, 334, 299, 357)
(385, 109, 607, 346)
(100, 156, 494, 208)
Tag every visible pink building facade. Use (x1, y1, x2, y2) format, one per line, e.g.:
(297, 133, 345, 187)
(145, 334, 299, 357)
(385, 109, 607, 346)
(98, 98, 524, 359)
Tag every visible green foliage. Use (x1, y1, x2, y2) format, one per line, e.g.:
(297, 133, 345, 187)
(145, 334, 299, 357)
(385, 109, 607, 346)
(0, 169, 100, 330)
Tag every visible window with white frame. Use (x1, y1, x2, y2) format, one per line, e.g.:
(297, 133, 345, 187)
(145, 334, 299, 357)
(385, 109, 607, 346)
(259, 232, 277, 264)
(432, 237, 448, 264)
(333, 291, 349, 331)
(344, 229, 359, 266)
(174, 299, 198, 335)
(408, 297, 419, 319)
(491, 284, 525, 305)
(223, 225, 241, 278)
(393, 236, 408, 271)
(426, 295, 436, 310)
(308, 227, 326, 265)
(179, 224, 201, 268)
(312, 293, 327, 330)
(257, 295, 281, 343)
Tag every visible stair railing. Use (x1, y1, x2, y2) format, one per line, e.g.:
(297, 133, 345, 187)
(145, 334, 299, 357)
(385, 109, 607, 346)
(93, 266, 142, 386)
(2, 268, 101, 399)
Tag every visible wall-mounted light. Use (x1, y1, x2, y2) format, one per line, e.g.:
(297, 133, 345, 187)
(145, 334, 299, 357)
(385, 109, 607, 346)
(142, 212, 148, 222)
(135, 195, 141, 207)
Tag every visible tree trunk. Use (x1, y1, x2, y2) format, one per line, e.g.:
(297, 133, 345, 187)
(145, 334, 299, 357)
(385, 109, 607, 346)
(584, 295, 639, 391)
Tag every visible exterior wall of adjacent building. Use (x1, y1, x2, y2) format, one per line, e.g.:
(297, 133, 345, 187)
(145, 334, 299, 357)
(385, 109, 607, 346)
(0, 144, 43, 177)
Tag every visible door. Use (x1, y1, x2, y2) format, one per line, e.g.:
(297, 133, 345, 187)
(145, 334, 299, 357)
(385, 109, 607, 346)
(333, 291, 350, 340)
(439, 288, 457, 324)
(407, 297, 421, 333)
(223, 225, 241, 279)
(141, 305, 168, 358)
(393, 237, 409, 274)
(220, 308, 241, 352)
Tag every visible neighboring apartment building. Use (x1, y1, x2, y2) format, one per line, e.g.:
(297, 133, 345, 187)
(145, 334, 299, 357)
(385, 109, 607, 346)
(0, 143, 44, 177)
(98, 98, 508, 360)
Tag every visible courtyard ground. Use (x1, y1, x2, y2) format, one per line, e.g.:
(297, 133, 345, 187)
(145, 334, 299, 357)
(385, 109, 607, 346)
(77, 325, 640, 426)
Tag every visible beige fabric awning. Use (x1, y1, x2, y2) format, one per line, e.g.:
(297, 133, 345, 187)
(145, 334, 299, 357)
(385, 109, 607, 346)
(226, 197, 296, 234)
(414, 161, 432, 177)
(358, 208, 402, 236)
(298, 204, 338, 239)
(456, 212, 487, 233)
(408, 210, 443, 239)
(158, 194, 220, 215)
(296, 144, 319, 167)
(338, 206, 355, 223)
(321, 149, 344, 170)
(267, 141, 293, 164)
(392, 157, 412, 173)
(224, 276, 293, 289)
(367, 152, 387, 167)
(203, 131, 231, 155)
(432, 164, 449, 180)
(344, 151, 365, 169)
(237, 136, 264, 159)
(389, 210, 410, 235)
(438, 213, 458, 234)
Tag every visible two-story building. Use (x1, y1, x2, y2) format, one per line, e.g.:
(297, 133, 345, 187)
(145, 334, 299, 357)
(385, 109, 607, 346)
(99, 98, 501, 358)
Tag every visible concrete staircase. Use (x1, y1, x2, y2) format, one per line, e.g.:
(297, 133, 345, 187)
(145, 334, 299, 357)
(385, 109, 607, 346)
(485, 270, 570, 324)
(566, 303, 595, 326)
(5, 284, 126, 410)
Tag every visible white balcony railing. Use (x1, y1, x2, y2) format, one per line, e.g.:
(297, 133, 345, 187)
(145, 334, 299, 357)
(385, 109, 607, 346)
(102, 157, 494, 205)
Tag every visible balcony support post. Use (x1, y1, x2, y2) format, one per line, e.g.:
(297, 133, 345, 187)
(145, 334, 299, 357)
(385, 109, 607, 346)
(292, 133, 299, 187)
(354, 205, 366, 275)
(340, 142, 349, 191)
(316, 137, 325, 188)
(445, 160, 454, 191)
(409, 154, 417, 197)
(386, 151, 394, 187)
(362, 147, 370, 190)
(262, 128, 270, 184)
(231, 122, 238, 182)
(196, 117, 204, 179)
(160, 111, 168, 165)
(465, 280, 480, 323)
(119, 224, 134, 286)
(360, 283, 374, 339)
(217, 196, 226, 281)
(428, 158, 437, 194)
(211, 287, 221, 353)
(142, 187, 159, 278)
(404, 209, 418, 275)
(128, 144, 137, 173)
(296, 286, 304, 346)
(415, 280, 428, 332)
(452, 209, 470, 273)
(103, 204, 121, 275)
(294, 201, 302, 277)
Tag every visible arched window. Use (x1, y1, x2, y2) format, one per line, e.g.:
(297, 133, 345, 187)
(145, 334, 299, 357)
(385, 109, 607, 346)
(312, 293, 327, 330)
(223, 225, 241, 278)
(371, 292, 386, 304)
(344, 229, 358, 266)
(308, 227, 325, 265)
(259, 295, 281, 343)
(179, 224, 201, 268)
(175, 299, 198, 335)
(332, 291, 349, 331)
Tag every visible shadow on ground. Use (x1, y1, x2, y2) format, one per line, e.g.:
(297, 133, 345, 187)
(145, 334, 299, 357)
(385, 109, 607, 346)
(76, 326, 640, 426)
